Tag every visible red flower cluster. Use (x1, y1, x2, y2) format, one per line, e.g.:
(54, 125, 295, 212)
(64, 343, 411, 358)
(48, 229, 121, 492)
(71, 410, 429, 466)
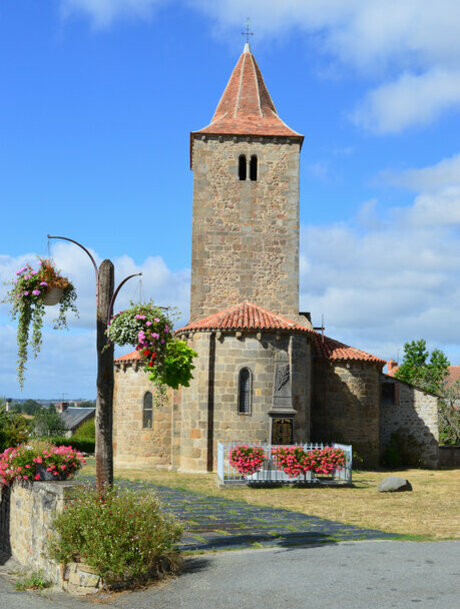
(0, 444, 85, 487)
(229, 445, 266, 476)
(137, 346, 157, 367)
(272, 446, 346, 478)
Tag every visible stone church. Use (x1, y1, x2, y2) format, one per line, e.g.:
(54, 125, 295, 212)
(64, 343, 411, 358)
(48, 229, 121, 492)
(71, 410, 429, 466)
(113, 44, 439, 471)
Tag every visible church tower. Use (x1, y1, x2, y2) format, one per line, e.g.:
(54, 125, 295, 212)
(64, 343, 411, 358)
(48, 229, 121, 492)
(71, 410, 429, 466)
(190, 43, 304, 323)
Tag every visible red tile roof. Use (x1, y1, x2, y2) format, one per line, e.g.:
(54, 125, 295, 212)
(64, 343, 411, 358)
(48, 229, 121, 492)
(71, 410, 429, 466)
(313, 334, 386, 365)
(176, 301, 314, 335)
(192, 44, 303, 141)
(447, 366, 460, 387)
(114, 350, 140, 363)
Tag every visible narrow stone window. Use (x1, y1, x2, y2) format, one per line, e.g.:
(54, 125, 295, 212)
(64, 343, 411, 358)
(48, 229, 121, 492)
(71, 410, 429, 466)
(238, 155, 247, 181)
(250, 155, 258, 181)
(381, 382, 399, 406)
(238, 367, 252, 414)
(143, 391, 153, 428)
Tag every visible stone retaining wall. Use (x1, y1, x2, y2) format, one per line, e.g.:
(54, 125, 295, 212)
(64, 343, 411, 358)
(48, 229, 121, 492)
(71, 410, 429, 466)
(0, 479, 100, 594)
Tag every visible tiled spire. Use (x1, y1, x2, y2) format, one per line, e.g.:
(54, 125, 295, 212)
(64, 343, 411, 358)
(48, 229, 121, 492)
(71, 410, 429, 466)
(193, 43, 303, 140)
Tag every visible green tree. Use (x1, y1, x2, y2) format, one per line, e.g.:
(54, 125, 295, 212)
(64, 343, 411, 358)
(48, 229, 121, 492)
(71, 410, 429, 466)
(439, 382, 460, 445)
(33, 408, 66, 438)
(0, 410, 30, 451)
(395, 339, 450, 395)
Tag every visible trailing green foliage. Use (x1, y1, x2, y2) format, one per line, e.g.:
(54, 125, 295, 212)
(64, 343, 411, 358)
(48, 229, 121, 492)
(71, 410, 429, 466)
(394, 339, 450, 395)
(108, 300, 197, 392)
(147, 339, 197, 389)
(2, 258, 78, 389)
(48, 485, 183, 589)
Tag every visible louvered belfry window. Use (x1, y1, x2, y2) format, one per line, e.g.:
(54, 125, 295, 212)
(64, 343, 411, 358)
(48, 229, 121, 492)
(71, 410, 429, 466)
(238, 368, 252, 414)
(143, 391, 153, 429)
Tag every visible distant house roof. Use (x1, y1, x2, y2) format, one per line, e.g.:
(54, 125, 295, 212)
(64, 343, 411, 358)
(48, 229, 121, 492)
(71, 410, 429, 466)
(313, 334, 386, 365)
(60, 407, 95, 432)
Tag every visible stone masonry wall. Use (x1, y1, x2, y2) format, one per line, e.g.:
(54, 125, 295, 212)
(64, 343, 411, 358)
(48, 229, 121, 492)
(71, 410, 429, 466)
(178, 331, 312, 473)
(178, 332, 211, 472)
(311, 361, 382, 467)
(113, 362, 173, 468)
(380, 375, 439, 468)
(0, 481, 72, 584)
(190, 135, 301, 322)
(0, 480, 101, 594)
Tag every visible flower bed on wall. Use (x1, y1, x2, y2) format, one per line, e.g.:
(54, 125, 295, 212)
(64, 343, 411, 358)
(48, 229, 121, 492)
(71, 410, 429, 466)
(0, 442, 85, 486)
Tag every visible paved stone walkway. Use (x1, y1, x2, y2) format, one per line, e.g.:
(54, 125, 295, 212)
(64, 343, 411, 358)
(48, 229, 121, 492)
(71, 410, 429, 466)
(97, 479, 400, 551)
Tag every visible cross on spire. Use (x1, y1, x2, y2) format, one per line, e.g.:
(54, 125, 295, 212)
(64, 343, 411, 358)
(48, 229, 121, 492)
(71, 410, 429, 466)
(241, 18, 254, 44)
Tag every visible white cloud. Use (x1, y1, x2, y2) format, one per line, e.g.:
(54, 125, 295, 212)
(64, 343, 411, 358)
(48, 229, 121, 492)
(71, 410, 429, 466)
(300, 153, 460, 362)
(386, 152, 460, 192)
(189, 0, 460, 133)
(59, 0, 460, 131)
(61, 0, 166, 28)
(0, 244, 190, 397)
(352, 69, 460, 133)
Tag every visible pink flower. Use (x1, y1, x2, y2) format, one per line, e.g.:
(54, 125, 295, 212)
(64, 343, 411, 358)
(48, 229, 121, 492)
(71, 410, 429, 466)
(23, 291, 29, 296)
(40, 281, 48, 287)
(32, 290, 40, 296)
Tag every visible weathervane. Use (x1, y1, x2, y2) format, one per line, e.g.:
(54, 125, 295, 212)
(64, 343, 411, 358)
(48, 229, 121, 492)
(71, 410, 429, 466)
(241, 18, 254, 44)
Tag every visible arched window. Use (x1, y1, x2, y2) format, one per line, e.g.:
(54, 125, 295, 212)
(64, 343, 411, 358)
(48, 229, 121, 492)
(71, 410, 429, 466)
(250, 155, 258, 181)
(238, 367, 252, 414)
(238, 155, 247, 181)
(143, 391, 153, 429)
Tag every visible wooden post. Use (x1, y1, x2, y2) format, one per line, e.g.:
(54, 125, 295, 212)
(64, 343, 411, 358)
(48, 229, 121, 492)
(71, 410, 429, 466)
(95, 259, 114, 494)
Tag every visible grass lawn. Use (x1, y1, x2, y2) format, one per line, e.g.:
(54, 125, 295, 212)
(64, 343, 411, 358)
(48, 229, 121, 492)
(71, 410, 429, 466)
(80, 459, 459, 541)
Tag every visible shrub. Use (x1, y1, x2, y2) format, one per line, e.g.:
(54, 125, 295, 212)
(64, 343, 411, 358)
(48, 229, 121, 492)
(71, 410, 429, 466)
(229, 445, 266, 476)
(49, 436, 95, 454)
(72, 418, 95, 442)
(0, 442, 85, 486)
(48, 485, 183, 589)
(382, 429, 423, 468)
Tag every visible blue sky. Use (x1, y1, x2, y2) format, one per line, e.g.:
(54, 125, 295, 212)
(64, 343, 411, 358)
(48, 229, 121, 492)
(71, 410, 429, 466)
(1, 0, 459, 398)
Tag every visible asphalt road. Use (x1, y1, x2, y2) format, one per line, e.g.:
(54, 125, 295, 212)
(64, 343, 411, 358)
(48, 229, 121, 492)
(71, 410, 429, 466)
(1, 541, 459, 609)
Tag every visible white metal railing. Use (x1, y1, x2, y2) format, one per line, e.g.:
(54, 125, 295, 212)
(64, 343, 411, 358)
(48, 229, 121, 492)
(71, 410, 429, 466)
(217, 441, 352, 485)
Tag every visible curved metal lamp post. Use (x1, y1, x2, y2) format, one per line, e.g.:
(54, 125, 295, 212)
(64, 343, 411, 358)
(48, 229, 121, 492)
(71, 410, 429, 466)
(48, 235, 141, 493)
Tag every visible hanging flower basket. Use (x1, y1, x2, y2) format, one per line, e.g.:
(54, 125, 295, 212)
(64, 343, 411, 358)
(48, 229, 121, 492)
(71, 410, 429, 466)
(2, 258, 78, 389)
(107, 301, 197, 392)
